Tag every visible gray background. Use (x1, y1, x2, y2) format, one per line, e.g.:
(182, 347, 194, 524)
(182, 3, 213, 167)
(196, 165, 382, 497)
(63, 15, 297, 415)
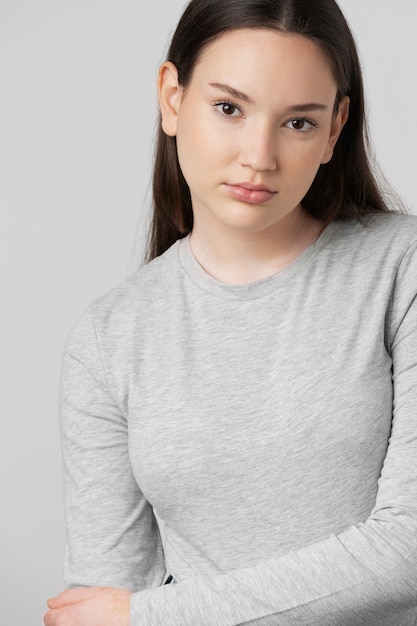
(1, 1, 416, 624)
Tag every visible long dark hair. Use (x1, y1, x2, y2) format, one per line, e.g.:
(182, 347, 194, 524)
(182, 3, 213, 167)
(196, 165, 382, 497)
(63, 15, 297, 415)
(146, 0, 392, 261)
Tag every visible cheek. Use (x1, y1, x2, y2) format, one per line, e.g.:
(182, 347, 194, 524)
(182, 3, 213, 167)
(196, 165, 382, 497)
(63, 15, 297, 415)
(175, 126, 213, 191)
(285, 137, 330, 174)
(279, 143, 329, 199)
(176, 114, 233, 179)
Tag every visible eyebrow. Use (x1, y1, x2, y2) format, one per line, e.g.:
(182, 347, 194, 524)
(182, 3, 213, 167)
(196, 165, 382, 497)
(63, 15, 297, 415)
(208, 82, 329, 112)
(209, 82, 254, 104)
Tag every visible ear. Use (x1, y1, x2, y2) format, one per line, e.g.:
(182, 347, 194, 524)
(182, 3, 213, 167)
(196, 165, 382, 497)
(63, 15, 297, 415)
(158, 61, 182, 137)
(321, 96, 350, 164)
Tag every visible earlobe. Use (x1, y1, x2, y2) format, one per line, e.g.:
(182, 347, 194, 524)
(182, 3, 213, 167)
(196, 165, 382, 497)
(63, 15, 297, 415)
(321, 96, 350, 164)
(158, 61, 182, 137)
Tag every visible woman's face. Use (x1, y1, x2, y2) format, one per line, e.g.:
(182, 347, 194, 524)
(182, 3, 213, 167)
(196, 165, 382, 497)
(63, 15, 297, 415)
(159, 28, 349, 237)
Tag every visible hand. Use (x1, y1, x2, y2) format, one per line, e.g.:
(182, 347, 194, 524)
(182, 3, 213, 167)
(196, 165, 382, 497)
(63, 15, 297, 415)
(43, 586, 132, 626)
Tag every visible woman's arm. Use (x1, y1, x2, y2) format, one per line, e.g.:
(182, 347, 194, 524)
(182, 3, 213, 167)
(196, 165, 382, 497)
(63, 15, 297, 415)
(60, 310, 165, 590)
(44, 587, 131, 626)
(128, 244, 417, 625)
(44, 309, 166, 625)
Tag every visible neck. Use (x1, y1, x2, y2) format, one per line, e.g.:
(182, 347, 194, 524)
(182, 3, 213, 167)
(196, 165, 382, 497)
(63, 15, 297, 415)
(189, 206, 323, 285)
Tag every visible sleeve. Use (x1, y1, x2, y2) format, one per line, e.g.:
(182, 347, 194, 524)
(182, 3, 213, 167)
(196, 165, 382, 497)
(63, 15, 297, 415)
(60, 309, 165, 592)
(130, 243, 417, 625)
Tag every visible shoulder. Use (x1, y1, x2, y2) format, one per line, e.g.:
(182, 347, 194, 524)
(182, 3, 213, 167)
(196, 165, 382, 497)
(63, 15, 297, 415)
(337, 211, 417, 239)
(332, 213, 417, 319)
(363, 212, 417, 240)
(309, 213, 417, 310)
(93, 239, 181, 317)
(65, 239, 183, 354)
(330, 213, 417, 260)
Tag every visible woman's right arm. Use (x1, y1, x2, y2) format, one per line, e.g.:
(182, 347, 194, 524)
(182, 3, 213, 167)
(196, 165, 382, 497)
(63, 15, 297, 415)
(60, 309, 165, 592)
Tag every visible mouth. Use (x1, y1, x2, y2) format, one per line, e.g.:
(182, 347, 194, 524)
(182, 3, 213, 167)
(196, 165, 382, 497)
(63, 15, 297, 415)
(224, 182, 277, 205)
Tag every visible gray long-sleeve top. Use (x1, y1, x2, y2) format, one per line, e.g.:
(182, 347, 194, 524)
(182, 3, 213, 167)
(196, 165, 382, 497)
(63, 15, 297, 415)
(60, 214, 417, 624)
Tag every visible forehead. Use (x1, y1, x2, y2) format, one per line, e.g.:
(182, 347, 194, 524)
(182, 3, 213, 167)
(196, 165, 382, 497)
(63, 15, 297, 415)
(192, 28, 337, 102)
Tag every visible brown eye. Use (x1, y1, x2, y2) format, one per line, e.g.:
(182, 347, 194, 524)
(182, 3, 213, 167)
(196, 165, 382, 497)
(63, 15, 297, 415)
(214, 102, 241, 117)
(291, 119, 306, 130)
(286, 118, 316, 132)
(222, 103, 237, 115)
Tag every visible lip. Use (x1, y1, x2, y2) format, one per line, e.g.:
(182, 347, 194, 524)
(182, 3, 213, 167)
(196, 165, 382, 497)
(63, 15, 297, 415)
(224, 182, 277, 205)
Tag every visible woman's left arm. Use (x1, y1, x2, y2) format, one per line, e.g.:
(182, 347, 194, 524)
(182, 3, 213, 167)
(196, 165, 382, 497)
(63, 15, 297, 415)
(44, 587, 131, 626)
(127, 242, 417, 625)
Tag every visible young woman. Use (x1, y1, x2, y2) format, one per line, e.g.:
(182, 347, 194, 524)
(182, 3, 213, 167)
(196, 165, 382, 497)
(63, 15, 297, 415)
(44, 0, 417, 624)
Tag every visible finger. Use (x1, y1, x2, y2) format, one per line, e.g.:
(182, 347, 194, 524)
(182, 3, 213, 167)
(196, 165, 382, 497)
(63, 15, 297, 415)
(44, 606, 79, 626)
(43, 608, 61, 626)
(47, 586, 100, 608)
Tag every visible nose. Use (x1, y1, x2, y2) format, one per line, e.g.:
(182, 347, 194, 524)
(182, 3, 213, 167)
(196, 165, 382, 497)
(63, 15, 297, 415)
(239, 121, 277, 172)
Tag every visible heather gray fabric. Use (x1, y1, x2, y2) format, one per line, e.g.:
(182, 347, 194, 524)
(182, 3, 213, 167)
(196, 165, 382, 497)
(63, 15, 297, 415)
(60, 213, 417, 625)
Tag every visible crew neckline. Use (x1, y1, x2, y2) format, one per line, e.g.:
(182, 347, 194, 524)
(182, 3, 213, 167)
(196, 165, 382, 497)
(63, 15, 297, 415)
(177, 220, 341, 300)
